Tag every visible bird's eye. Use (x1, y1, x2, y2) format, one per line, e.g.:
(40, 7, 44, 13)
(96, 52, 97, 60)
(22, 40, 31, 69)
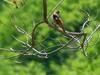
(55, 17, 58, 20)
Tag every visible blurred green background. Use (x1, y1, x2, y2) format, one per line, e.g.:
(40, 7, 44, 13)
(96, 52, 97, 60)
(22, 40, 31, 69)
(0, 0, 100, 75)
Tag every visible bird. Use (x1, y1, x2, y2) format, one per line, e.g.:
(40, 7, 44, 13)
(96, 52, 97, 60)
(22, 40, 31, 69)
(52, 10, 65, 32)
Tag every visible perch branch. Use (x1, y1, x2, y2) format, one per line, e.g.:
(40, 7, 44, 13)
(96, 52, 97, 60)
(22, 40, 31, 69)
(43, 0, 48, 22)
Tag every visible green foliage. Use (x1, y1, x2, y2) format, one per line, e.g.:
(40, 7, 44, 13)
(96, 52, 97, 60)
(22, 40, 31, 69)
(0, 0, 100, 75)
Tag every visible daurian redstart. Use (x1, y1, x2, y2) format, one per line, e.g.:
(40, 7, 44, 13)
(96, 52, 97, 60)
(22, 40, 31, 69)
(53, 11, 65, 32)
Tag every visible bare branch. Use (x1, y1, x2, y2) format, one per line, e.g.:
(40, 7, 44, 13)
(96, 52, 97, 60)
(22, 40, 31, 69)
(31, 21, 44, 47)
(31, 39, 73, 56)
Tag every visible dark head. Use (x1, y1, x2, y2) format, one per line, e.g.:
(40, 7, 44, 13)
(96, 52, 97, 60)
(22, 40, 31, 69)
(53, 10, 60, 20)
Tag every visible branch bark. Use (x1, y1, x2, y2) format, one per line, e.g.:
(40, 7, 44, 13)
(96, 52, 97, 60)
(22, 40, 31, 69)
(43, 0, 48, 22)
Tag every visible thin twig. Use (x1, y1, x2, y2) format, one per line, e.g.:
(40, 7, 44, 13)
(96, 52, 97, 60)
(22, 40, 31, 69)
(86, 24, 100, 43)
(31, 21, 44, 47)
(31, 39, 73, 55)
(81, 18, 90, 31)
(47, 0, 64, 19)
